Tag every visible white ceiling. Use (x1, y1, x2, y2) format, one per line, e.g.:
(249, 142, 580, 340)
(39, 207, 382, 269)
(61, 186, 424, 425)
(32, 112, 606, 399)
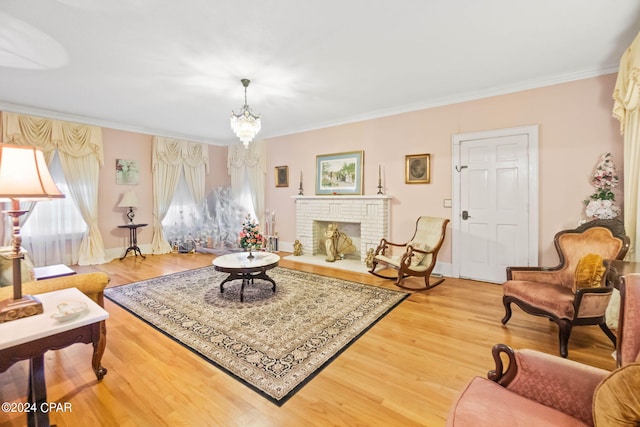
(0, 0, 639, 146)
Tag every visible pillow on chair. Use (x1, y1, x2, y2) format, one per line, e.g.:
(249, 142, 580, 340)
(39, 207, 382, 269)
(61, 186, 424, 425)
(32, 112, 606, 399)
(407, 241, 428, 266)
(593, 363, 640, 426)
(574, 253, 605, 291)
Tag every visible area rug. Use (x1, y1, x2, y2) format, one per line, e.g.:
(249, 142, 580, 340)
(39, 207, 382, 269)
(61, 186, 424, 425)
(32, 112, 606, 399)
(104, 265, 408, 405)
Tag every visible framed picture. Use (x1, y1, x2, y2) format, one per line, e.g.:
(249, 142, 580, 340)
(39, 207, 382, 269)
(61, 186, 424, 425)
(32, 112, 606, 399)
(116, 159, 139, 185)
(275, 165, 289, 187)
(405, 154, 431, 184)
(316, 151, 364, 195)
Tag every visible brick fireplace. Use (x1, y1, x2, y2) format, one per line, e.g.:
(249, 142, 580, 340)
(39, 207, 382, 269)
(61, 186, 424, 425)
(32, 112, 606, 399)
(293, 195, 391, 262)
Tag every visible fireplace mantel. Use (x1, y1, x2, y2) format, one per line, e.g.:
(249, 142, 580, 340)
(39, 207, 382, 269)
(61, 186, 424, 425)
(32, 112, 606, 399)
(294, 195, 391, 262)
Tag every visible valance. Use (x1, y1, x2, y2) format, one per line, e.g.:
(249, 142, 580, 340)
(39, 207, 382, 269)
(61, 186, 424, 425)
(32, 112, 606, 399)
(1, 112, 103, 165)
(152, 136, 209, 172)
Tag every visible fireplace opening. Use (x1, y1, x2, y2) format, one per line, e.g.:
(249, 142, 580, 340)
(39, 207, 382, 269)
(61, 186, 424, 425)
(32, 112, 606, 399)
(313, 221, 361, 261)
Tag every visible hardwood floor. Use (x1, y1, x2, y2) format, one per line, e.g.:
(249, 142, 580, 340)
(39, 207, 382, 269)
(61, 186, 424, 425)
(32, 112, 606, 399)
(0, 253, 618, 426)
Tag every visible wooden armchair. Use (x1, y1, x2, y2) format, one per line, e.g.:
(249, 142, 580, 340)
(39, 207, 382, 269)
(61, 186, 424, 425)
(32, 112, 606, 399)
(447, 273, 640, 426)
(502, 219, 629, 358)
(369, 216, 449, 289)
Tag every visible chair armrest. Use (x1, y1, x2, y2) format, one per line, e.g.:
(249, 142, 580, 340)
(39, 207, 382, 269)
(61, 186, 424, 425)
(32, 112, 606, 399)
(23, 272, 110, 307)
(489, 344, 608, 424)
(507, 266, 563, 282)
(373, 238, 408, 257)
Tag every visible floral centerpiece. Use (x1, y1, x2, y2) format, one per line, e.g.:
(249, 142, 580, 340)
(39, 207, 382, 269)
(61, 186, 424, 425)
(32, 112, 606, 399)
(584, 153, 621, 220)
(239, 214, 264, 258)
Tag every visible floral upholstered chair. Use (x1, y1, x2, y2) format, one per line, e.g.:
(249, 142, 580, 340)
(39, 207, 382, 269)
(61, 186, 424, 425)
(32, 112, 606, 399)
(446, 273, 640, 427)
(369, 216, 449, 289)
(502, 219, 629, 358)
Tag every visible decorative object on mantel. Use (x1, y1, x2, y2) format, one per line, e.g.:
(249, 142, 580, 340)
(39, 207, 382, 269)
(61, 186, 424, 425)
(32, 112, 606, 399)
(377, 164, 384, 194)
(239, 214, 263, 259)
(583, 153, 621, 221)
(316, 151, 364, 195)
(117, 189, 139, 224)
(298, 171, 304, 195)
(320, 222, 356, 262)
(230, 78, 261, 148)
(0, 144, 65, 323)
(405, 153, 431, 184)
(293, 240, 302, 256)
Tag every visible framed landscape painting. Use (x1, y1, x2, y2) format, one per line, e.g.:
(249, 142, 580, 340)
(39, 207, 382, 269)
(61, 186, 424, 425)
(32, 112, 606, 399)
(316, 151, 364, 195)
(405, 153, 430, 184)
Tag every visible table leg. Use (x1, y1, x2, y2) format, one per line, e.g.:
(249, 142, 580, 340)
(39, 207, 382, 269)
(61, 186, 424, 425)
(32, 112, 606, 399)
(27, 355, 49, 427)
(92, 321, 108, 380)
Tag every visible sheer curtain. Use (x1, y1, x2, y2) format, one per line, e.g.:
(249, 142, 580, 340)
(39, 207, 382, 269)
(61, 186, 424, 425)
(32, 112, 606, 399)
(227, 140, 266, 224)
(1, 112, 109, 265)
(151, 137, 208, 254)
(21, 153, 87, 266)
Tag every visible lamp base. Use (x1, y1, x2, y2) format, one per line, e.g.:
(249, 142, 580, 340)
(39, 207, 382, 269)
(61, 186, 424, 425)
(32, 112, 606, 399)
(0, 295, 43, 323)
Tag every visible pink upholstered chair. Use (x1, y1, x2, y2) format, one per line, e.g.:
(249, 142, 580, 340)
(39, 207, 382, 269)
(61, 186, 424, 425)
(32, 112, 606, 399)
(502, 219, 629, 358)
(446, 273, 640, 427)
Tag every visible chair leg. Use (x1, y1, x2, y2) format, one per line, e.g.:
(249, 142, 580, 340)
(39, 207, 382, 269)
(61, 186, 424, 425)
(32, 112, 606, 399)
(501, 297, 513, 325)
(599, 322, 617, 347)
(557, 320, 572, 358)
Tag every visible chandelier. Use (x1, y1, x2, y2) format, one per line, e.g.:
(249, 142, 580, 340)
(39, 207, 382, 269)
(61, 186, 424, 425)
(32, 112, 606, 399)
(230, 78, 261, 148)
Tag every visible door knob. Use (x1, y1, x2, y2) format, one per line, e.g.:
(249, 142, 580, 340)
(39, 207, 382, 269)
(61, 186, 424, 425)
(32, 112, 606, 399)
(461, 210, 470, 220)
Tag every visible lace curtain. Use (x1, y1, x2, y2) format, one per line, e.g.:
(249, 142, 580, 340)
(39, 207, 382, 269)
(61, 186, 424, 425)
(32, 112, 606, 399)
(227, 140, 266, 224)
(1, 112, 109, 265)
(151, 136, 209, 254)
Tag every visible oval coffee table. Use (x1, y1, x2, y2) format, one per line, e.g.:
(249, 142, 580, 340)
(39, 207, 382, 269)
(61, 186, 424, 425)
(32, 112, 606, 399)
(212, 252, 280, 302)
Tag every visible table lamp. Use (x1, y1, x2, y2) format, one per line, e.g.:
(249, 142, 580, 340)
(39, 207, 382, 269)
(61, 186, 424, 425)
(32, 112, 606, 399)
(117, 190, 139, 224)
(0, 144, 64, 323)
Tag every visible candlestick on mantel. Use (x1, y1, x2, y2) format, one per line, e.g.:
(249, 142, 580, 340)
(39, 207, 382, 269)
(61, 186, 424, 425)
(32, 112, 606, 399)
(377, 164, 384, 195)
(298, 171, 304, 195)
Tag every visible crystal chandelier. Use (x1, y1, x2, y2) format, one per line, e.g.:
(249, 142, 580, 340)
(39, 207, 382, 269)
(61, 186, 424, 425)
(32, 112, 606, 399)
(230, 78, 261, 148)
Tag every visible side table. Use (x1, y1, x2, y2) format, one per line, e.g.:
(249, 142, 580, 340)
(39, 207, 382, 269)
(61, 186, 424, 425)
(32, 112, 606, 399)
(0, 287, 109, 427)
(118, 223, 148, 260)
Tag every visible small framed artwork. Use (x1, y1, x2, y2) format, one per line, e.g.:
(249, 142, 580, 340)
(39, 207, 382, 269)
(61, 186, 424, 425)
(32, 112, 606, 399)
(316, 151, 364, 195)
(116, 159, 139, 185)
(405, 154, 431, 184)
(275, 165, 289, 187)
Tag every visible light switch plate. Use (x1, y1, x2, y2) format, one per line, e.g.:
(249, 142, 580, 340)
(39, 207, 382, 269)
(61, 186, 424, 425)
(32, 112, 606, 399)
(443, 199, 452, 208)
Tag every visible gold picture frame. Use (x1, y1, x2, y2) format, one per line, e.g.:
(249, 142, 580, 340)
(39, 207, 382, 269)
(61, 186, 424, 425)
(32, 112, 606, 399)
(405, 154, 431, 184)
(275, 165, 289, 187)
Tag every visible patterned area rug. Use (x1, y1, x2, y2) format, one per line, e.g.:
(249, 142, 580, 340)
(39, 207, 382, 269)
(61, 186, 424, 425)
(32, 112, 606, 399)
(104, 265, 408, 405)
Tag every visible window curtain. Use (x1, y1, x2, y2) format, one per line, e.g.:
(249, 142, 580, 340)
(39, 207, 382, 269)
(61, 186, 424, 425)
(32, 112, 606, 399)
(613, 31, 640, 262)
(227, 140, 266, 224)
(1, 112, 109, 265)
(151, 136, 208, 254)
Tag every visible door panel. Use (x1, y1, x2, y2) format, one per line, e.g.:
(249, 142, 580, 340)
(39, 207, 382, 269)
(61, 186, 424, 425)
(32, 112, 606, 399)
(459, 134, 530, 282)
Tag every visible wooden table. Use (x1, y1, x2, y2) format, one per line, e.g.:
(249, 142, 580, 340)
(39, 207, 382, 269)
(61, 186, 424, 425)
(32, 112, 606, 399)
(0, 288, 109, 427)
(212, 252, 280, 302)
(118, 223, 147, 260)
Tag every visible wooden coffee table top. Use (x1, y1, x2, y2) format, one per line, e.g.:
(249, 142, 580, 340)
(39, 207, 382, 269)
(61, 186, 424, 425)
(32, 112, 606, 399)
(212, 252, 280, 272)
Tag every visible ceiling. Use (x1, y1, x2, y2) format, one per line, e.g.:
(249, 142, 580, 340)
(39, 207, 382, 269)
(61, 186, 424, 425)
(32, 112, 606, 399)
(0, 1, 639, 146)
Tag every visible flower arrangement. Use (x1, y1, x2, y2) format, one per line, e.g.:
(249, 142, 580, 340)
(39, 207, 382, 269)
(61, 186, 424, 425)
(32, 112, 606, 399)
(239, 214, 264, 250)
(584, 153, 621, 220)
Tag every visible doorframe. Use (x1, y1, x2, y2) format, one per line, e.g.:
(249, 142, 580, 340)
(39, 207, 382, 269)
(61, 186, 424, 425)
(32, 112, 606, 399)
(451, 125, 539, 280)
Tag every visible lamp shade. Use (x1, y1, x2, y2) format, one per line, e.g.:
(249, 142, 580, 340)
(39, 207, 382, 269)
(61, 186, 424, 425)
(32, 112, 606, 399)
(117, 190, 139, 208)
(0, 144, 64, 201)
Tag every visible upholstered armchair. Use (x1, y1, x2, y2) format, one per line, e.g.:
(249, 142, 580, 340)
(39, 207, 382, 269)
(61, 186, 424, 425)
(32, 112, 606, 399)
(502, 219, 629, 358)
(446, 273, 640, 427)
(369, 216, 449, 289)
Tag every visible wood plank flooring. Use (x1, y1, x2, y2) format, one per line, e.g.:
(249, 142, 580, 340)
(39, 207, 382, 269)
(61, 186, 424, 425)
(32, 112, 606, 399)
(0, 253, 618, 426)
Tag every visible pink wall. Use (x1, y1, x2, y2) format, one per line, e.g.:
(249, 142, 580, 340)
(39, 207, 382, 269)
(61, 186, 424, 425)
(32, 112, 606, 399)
(99, 129, 230, 251)
(264, 74, 623, 265)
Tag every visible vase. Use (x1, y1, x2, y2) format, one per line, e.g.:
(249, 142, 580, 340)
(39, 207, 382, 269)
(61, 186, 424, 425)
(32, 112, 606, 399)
(247, 247, 254, 259)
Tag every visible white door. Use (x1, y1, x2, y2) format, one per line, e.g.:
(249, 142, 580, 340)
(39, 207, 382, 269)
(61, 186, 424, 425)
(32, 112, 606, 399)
(452, 126, 538, 283)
